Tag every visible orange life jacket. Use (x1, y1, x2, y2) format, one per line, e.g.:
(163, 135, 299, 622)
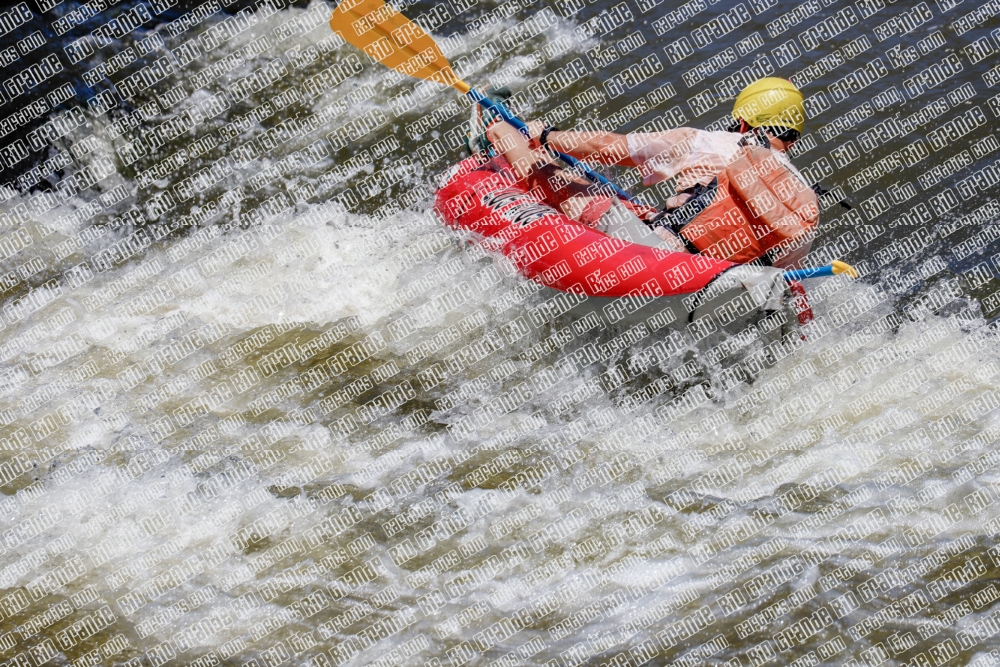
(671, 143, 819, 265)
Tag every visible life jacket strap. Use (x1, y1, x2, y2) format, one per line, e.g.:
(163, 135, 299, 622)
(738, 127, 773, 149)
(811, 182, 853, 210)
(645, 177, 719, 255)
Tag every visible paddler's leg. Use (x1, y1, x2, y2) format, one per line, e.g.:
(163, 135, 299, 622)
(487, 122, 606, 224)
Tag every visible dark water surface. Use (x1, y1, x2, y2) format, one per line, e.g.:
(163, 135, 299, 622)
(2, 0, 1000, 666)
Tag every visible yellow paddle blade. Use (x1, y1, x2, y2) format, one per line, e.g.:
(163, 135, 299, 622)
(831, 260, 859, 278)
(330, 0, 470, 93)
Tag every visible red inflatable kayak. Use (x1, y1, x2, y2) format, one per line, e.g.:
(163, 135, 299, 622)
(434, 155, 736, 298)
(434, 154, 811, 350)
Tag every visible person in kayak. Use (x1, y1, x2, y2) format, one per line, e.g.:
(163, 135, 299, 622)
(483, 78, 818, 269)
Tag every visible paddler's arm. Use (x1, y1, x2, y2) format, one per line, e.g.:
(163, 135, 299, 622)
(526, 122, 638, 167)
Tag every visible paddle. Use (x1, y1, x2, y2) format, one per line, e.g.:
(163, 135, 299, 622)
(329, 0, 640, 204)
(783, 260, 858, 282)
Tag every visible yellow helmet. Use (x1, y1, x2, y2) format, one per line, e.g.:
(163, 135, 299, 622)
(732, 78, 805, 134)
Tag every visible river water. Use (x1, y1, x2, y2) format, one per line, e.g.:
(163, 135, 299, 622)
(1, 0, 1000, 665)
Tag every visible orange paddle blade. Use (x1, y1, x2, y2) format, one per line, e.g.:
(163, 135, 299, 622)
(330, 0, 469, 92)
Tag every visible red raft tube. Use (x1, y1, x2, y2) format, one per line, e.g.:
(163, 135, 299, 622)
(434, 154, 806, 346)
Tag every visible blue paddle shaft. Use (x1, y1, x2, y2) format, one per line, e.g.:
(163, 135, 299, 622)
(783, 265, 834, 281)
(467, 89, 640, 204)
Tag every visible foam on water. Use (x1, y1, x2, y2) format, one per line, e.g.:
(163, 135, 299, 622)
(5, 195, 994, 664)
